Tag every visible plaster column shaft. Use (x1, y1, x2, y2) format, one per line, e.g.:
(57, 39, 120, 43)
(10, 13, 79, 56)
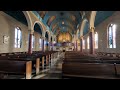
(89, 27, 95, 54)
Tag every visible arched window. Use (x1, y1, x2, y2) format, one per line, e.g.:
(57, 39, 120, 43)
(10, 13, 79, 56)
(95, 32, 98, 49)
(39, 38, 42, 48)
(87, 36, 89, 49)
(32, 34, 35, 48)
(83, 39, 85, 49)
(14, 27, 22, 48)
(108, 24, 116, 48)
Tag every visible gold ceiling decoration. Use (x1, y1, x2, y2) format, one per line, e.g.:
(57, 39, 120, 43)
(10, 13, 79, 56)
(47, 16, 56, 27)
(52, 22, 59, 31)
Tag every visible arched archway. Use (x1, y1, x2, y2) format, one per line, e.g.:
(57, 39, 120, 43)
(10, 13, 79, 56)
(80, 19, 88, 37)
(32, 21, 45, 51)
(89, 11, 97, 28)
(33, 23, 43, 36)
(45, 31, 49, 51)
(33, 23, 43, 51)
(79, 18, 89, 52)
(33, 21, 44, 36)
(22, 11, 32, 30)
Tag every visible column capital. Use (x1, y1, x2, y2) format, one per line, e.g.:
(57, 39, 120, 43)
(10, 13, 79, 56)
(80, 36, 83, 39)
(28, 30, 34, 34)
(90, 27, 95, 32)
(41, 37, 45, 40)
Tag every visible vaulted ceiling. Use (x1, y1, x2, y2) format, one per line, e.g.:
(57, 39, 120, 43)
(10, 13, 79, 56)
(3, 11, 28, 26)
(37, 11, 82, 36)
(3, 11, 116, 39)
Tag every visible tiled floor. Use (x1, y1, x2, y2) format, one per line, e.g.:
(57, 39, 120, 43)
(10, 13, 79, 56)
(32, 53, 64, 79)
(40, 58, 63, 79)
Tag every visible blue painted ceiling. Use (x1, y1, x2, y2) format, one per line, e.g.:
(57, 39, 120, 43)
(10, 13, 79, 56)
(37, 11, 82, 35)
(3, 11, 116, 37)
(83, 21, 89, 36)
(3, 11, 28, 26)
(95, 11, 115, 27)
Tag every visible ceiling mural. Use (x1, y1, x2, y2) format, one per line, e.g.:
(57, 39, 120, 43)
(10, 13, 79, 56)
(43, 11, 82, 35)
(47, 16, 56, 27)
(38, 11, 47, 19)
(52, 22, 58, 31)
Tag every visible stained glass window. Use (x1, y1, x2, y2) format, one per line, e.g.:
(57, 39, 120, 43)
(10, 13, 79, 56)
(87, 36, 89, 49)
(83, 39, 85, 49)
(14, 27, 22, 48)
(95, 32, 98, 49)
(39, 38, 42, 48)
(108, 24, 116, 48)
(32, 34, 35, 48)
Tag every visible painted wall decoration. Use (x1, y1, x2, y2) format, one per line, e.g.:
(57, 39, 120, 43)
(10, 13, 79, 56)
(3, 35, 9, 44)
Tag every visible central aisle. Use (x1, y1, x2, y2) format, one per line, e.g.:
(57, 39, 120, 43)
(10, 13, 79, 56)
(32, 52, 64, 79)
(40, 57, 63, 79)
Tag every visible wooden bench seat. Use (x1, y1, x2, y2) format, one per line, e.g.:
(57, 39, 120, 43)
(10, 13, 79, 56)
(63, 58, 120, 64)
(0, 60, 32, 79)
(62, 62, 118, 79)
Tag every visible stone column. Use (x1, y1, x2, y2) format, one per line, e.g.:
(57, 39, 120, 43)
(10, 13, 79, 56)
(51, 41, 53, 51)
(28, 31, 33, 54)
(76, 40, 78, 51)
(89, 27, 95, 54)
(74, 42, 75, 51)
(80, 36, 83, 52)
(42, 38, 44, 52)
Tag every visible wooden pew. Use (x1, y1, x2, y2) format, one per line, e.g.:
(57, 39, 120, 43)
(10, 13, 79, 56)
(63, 57, 120, 64)
(62, 51, 120, 79)
(0, 51, 58, 77)
(62, 62, 119, 79)
(0, 60, 32, 79)
(0, 55, 37, 75)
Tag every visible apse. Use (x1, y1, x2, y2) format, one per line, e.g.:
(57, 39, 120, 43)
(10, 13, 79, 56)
(57, 32, 72, 43)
